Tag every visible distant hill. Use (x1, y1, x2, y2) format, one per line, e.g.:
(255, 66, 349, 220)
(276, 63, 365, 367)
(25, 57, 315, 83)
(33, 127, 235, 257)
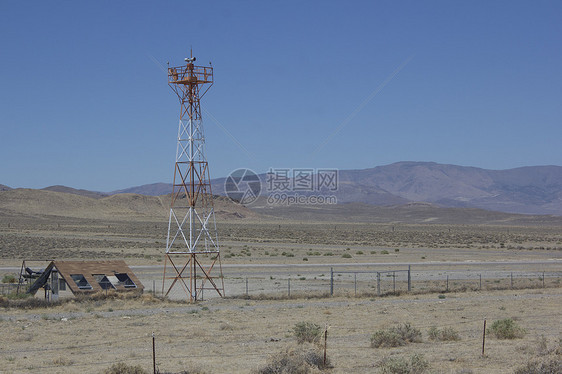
(0, 189, 258, 221)
(1, 187, 560, 226)
(42, 185, 108, 199)
(111, 183, 171, 196)
(0, 184, 12, 191)
(335, 162, 562, 215)
(251, 198, 562, 226)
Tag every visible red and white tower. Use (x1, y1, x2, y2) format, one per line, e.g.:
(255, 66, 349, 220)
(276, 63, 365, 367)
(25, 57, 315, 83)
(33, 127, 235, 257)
(162, 52, 224, 301)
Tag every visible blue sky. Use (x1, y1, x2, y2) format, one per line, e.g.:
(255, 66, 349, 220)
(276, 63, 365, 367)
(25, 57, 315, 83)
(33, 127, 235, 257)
(1, 1, 560, 191)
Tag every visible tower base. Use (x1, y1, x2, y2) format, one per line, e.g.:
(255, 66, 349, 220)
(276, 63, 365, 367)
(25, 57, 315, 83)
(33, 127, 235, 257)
(162, 252, 224, 302)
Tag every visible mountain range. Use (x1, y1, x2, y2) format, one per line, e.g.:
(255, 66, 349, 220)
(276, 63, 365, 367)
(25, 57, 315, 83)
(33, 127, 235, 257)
(113, 162, 562, 216)
(2, 162, 561, 216)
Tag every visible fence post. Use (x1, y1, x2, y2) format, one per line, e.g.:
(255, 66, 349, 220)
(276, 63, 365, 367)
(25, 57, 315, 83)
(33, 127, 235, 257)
(323, 325, 328, 367)
(377, 272, 381, 296)
(407, 265, 411, 292)
(354, 273, 357, 297)
(542, 272, 545, 288)
(479, 274, 482, 290)
(152, 332, 156, 374)
(288, 278, 291, 298)
(482, 319, 487, 356)
(510, 272, 513, 288)
(446, 275, 449, 292)
(330, 267, 333, 296)
(393, 271, 396, 293)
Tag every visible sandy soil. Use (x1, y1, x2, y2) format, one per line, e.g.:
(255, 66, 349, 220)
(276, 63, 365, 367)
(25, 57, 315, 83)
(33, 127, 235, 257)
(0, 288, 560, 373)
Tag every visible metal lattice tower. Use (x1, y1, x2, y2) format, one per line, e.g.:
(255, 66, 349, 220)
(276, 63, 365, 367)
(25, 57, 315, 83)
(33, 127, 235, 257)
(161, 52, 224, 301)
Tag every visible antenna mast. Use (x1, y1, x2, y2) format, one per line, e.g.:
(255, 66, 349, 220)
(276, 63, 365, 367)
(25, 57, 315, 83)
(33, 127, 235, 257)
(161, 52, 224, 301)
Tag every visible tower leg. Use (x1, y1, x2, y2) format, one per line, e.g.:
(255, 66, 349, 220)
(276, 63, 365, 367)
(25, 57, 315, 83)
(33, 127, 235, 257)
(162, 252, 224, 302)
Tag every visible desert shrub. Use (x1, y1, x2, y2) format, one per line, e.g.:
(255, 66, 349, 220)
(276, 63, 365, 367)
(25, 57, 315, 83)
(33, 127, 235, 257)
(160, 368, 208, 374)
(52, 356, 74, 366)
(342, 253, 352, 258)
(487, 318, 526, 339)
(514, 337, 562, 373)
(428, 326, 460, 341)
(2, 275, 16, 283)
(6, 292, 32, 300)
(381, 250, 390, 255)
(378, 353, 429, 374)
(371, 330, 403, 348)
(1, 295, 60, 309)
(514, 356, 562, 374)
(293, 322, 322, 344)
(74, 290, 143, 302)
(371, 323, 422, 348)
(104, 362, 148, 374)
(254, 343, 329, 374)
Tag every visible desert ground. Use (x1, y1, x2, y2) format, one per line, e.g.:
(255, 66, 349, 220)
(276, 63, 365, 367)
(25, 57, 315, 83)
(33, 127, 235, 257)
(0, 287, 561, 373)
(0, 194, 561, 373)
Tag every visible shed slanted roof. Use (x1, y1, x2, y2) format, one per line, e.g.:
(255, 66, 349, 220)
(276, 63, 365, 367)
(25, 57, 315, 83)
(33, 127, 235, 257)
(53, 260, 144, 294)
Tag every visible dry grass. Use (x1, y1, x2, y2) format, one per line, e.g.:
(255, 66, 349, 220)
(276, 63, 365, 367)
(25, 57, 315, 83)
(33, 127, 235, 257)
(0, 287, 561, 373)
(428, 326, 461, 341)
(514, 336, 562, 374)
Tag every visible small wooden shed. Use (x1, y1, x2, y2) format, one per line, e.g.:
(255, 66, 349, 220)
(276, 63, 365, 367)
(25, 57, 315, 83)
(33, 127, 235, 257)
(27, 260, 144, 299)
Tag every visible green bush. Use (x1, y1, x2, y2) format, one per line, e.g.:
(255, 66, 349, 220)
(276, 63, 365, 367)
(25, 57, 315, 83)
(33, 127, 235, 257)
(2, 275, 16, 283)
(2, 275, 16, 284)
(487, 318, 526, 339)
(342, 253, 352, 259)
(381, 250, 390, 255)
(254, 342, 329, 373)
(104, 362, 148, 374)
(371, 323, 422, 348)
(428, 326, 460, 341)
(293, 322, 322, 344)
(378, 353, 429, 374)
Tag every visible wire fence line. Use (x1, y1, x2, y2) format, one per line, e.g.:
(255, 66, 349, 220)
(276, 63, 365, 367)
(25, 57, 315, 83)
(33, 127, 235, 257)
(2, 267, 560, 306)
(170, 268, 561, 300)
(0, 283, 18, 296)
